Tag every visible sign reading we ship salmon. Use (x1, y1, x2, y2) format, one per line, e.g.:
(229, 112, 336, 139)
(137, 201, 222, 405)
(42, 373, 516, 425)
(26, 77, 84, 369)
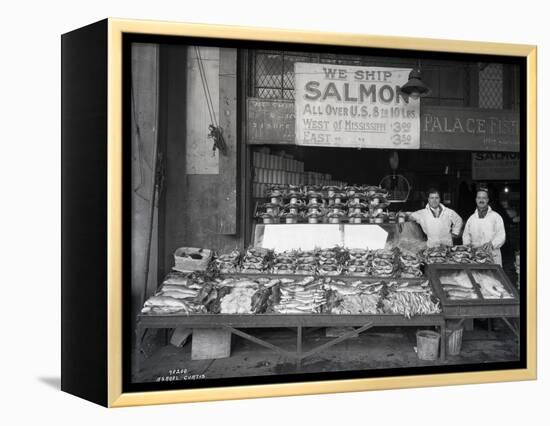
(294, 63, 420, 149)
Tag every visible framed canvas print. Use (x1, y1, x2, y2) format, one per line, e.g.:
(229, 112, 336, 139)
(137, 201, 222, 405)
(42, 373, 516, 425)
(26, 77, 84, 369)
(61, 18, 537, 407)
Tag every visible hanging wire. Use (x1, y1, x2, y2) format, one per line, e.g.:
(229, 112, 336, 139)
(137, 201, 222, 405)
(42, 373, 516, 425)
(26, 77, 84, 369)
(194, 46, 227, 155)
(195, 46, 217, 126)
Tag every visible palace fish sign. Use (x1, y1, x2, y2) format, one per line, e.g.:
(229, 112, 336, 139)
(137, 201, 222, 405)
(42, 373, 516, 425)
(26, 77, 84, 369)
(421, 106, 519, 152)
(294, 63, 420, 149)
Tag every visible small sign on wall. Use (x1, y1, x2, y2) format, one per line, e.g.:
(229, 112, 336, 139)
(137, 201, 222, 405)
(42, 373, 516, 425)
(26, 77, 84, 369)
(472, 152, 520, 180)
(247, 98, 295, 145)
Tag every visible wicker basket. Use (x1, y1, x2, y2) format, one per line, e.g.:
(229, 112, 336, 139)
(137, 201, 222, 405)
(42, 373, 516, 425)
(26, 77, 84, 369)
(445, 322, 464, 356)
(173, 247, 212, 272)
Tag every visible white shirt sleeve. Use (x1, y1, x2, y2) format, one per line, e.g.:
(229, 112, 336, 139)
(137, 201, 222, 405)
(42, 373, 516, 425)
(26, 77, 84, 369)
(462, 217, 472, 245)
(449, 209, 463, 236)
(410, 210, 423, 226)
(491, 214, 506, 249)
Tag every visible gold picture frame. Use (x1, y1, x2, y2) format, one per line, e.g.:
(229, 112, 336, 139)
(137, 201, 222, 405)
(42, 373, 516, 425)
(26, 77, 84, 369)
(62, 18, 537, 407)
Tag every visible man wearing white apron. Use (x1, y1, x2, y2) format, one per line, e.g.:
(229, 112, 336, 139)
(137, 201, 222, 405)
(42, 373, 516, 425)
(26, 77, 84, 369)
(462, 188, 506, 266)
(410, 189, 463, 247)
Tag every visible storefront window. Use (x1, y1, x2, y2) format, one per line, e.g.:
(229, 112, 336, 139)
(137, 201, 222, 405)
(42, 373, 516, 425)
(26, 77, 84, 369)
(251, 50, 472, 106)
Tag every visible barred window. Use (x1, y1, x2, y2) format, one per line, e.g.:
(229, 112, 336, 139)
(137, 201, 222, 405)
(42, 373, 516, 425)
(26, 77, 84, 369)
(252, 51, 370, 100)
(479, 63, 503, 109)
(251, 50, 470, 106)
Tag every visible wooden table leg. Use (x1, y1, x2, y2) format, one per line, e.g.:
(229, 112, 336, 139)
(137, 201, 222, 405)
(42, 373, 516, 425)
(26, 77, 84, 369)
(440, 321, 447, 361)
(296, 326, 303, 369)
(501, 317, 520, 338)
(135, 321, 145, 379)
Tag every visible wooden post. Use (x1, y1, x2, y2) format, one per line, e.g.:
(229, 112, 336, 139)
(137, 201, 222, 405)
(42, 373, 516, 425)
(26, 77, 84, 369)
(296, 326, 303, 369)
(218, 48, 238, 235)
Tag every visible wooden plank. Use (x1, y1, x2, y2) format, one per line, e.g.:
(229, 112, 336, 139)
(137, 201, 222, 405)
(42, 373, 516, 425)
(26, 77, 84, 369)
(240, 50, 252, 248)
(191, 328, 232, 360)
(443, 304, 520, 318)
(181, 175, 243, 253)
(137, 313, 445, 329)
(130, 43, 160, 310)
(170, 326, 192, 347)
(160, 44, 189, 276)
(218, 48, 238, 234)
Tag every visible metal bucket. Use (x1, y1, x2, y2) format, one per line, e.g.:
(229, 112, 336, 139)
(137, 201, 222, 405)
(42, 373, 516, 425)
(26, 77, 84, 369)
(416, 330, 440, 361)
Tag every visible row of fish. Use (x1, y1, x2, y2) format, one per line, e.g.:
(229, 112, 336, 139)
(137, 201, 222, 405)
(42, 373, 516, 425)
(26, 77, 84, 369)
(272, 277, 327, 313)
(439, 270, 513, 300)
(141, 273, 441, 318)
(326, 280, 441, 318)
(141, 272, 216, 315)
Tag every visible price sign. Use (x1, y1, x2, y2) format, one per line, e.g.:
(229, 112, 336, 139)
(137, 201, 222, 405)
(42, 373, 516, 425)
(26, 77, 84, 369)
(294, 63, 420, 149)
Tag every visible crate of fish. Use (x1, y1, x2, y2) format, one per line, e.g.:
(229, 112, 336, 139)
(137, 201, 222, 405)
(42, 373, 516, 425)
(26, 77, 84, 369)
(426, 263, 520, 318)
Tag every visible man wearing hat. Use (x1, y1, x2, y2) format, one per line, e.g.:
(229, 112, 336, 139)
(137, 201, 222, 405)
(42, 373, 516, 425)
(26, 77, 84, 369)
(409, 188, 463, 248)
(462, 187, 506, 265)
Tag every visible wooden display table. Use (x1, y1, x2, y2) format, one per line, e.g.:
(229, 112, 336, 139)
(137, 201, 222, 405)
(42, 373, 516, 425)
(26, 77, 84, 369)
(136, 312, 447, 371)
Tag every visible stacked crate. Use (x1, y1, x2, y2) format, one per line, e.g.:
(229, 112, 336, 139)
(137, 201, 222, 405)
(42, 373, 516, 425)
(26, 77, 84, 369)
(251, 150, 347, 197)
(252, 151, 305, 197)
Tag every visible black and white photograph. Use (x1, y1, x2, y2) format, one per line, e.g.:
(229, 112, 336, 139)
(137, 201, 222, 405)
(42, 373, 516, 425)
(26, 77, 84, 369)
(3, 0, 547, 418)
(128, 37, 525, 388)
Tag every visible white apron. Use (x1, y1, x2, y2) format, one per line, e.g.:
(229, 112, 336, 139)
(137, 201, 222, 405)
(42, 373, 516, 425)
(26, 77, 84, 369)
(462, 207, 506, 266)
(423, 213, 453, 247)
(411, 204, 463, 248)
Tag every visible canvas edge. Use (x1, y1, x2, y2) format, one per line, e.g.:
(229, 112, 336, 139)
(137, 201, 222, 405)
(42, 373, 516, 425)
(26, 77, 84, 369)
(105, 18, 537, 408)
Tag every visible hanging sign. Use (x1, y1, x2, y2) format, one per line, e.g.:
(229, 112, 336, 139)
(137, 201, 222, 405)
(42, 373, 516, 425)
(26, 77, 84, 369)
(472, 152, 520, 180)
(422, 106, 520, 152)
(294, 63, 420, 149)
(247, 98, 295, 144)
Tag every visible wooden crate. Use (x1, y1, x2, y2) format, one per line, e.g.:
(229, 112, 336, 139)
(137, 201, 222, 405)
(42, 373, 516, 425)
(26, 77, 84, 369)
(191, 328, 232, 360)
